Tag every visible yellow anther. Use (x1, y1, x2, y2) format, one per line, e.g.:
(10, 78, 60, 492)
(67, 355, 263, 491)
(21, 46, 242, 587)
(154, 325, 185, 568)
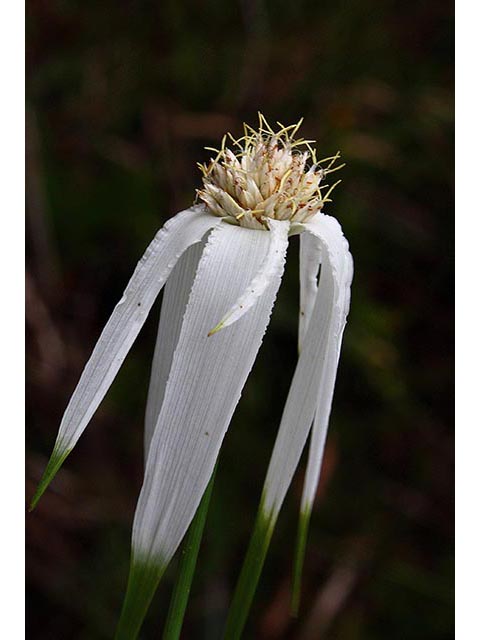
(288, 200, 298, 219)
(317, 154, 340, 164)
(258, 112, 275, 134)
(305, 142, 318, 164)
(197, 162, 208, 176)
(290, 117, 304, 138)
(322, 179, 342, 202)
(290, 138, 316, 148)
(227, 132, 247, 149)
(278, 169, 293, 192)
(244, 123, 258, 136)
(325, 152, 341, 171)
(324, 162, 346, 175)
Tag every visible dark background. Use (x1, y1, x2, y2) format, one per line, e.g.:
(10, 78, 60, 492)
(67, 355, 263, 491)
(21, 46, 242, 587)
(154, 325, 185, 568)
(26, 1, 454, 638)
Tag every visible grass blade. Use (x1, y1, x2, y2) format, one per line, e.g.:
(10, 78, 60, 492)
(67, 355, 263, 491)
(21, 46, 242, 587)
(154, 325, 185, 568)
(223, 505, 274, 640)
(162, 468, 216, 640)
(291, 507, 312, 616)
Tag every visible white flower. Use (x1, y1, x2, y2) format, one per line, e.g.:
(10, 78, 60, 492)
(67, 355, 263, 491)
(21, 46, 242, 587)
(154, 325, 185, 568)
(31, 115, 353, 638)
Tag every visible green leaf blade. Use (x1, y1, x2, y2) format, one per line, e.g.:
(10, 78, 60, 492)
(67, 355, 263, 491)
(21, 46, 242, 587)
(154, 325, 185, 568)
(162, 469, 216, 640)
(291, 506, 312, 616)
(223, 506, 275, 640)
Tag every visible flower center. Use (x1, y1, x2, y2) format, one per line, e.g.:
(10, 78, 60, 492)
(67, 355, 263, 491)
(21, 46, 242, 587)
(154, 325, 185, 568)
(197, 114, 343, 230)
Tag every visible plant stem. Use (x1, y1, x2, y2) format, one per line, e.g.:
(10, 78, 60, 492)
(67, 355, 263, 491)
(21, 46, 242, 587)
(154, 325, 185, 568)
(162, 468, 216, 640)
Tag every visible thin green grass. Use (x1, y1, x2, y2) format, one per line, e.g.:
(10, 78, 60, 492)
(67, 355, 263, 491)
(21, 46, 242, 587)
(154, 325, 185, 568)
(223, 504, 274, 639)
(291, 507, 312, 616)
(162, 469, 216, 640)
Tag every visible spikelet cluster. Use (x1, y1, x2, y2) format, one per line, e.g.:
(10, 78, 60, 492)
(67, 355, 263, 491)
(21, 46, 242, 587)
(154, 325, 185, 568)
(197, 114, 343, 230)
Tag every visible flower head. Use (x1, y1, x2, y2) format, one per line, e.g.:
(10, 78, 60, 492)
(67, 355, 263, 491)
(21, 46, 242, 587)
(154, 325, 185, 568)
(31, 115, 353, 639)
(198, 113, 343, 229)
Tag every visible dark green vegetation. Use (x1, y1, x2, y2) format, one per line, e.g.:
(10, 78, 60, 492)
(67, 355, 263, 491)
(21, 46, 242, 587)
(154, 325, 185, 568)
(26, 0, 453, 638)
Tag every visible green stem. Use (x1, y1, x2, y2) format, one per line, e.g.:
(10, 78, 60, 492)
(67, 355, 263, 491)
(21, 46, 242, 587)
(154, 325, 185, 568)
(162, 468, 216, 640)
(223, 505, 275, 640)
(291, 506, 312, 616)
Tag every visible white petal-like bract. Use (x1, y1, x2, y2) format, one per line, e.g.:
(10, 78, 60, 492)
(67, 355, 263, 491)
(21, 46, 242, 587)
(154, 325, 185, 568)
(132, 220, 288, 565)
(299, 216, 353, 512)
(31, 205, 219, 508)
(262, 213, 353, 519)
(144, 241, 205, 460)
(298, 229, 323, 351)
(208, 219, 290, 335)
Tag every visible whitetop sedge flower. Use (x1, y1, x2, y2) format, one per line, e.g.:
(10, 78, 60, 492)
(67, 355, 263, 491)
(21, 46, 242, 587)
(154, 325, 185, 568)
(31, 114, 353, 639)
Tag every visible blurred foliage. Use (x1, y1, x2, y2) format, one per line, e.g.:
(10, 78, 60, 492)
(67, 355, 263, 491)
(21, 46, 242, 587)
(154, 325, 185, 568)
(26, 0, 453, 638)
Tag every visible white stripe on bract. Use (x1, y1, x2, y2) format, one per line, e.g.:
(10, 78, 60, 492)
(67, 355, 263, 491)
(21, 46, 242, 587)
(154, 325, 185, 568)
(144, 241, 205, 461)
(298, 230, 323, 351)
(132, 219, 289, 563)
(262, 213, 353, 518)
(299, 217, 353, 511)
(53, 205, 219, 454)
(209, 219, 290, 334)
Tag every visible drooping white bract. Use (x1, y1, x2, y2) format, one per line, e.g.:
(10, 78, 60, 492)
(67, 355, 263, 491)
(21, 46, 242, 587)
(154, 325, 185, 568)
(31, 115, 353, 639)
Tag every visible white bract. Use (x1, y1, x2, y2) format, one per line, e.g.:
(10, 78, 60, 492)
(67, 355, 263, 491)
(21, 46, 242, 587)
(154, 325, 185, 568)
(31, 115, 353, 639)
